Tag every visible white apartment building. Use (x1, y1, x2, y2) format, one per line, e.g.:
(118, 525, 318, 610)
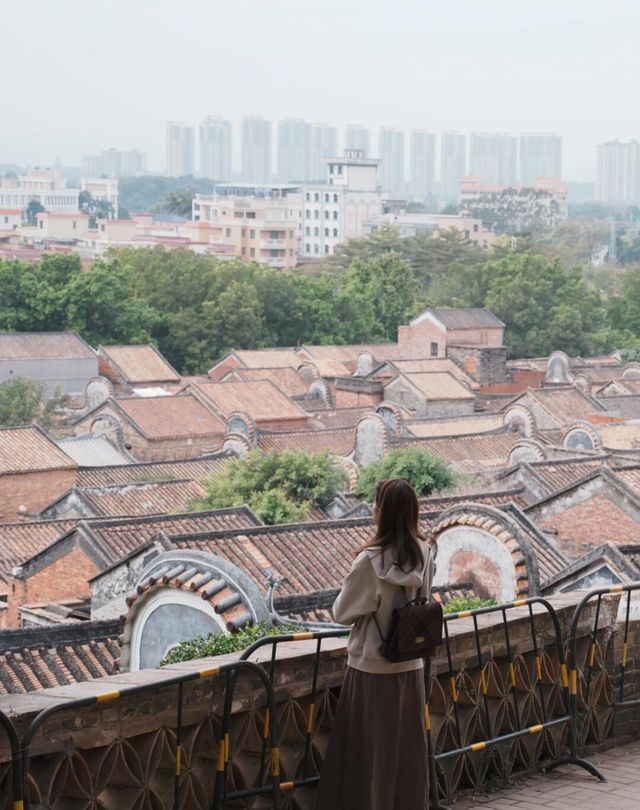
(596, 140, 640, 204)
(81, 149, 146, 179)
(519, 134, 562, 185)
(166, 122, 195, 177)
(242, 116, 272, 183)
(410, 130, 436, 198)
(470, 133, 518, 185)
(345, 125, 371, 154)
(378, 128, 405, 195)
(363, 212, 498, 248)
(440, 132, 467, 200)
(0, 169, 79, 213)
(80, 178, 119, 217)
(199, 117, 232, 181)
(301, 150, 382, 258)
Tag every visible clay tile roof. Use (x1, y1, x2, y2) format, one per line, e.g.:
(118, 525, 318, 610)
(0, 620, 121, 695)
(117, 394, 226, 439)
(389, 358, 479, 387)
(169, 517, 383, 596)
(393, 431, 520, 472)
(55, 435, 132, 467)
(98, 344, 180, 384)
(407, 413, 504, 438)
(594, 422, 640, 450)
(526, 457, 614, 493)
(597, 395, 640, 419)
(0, 519, 76, 571)
(0, 331, 95, 360)
(427, 308, 505, 329)
(192, 380, 308, 422)
(302, 343, 402, 362)
(609, 467, 640, 497)
(85, 508, 263, 565)
(224, 367, 309, 397)
(78, 480, 207, 518)
(419, 485, 528, 511)
(0, 426, 76, 475)
(76, 454, 230, 488)
(257, 427, 355, 455)
(398, 371, 475, 401)
(233, 348, 302, 368)
(526, 387, 606, 423)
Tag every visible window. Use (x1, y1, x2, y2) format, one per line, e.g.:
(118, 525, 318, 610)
(270, 249, 279, 257)
(430, 342, 438, 357)
(314, 244, 319, 253)
(250, 247, 255, 257)
(324, 245, 329, 254)
(270, 230, 279, 239)
(473, 224, 479, 233)
(3, 216, 7, 224)
(314, 210, 319, 219)
(247, 211, 256, 219)
(39, 220, 43, 229)
(242, 228, 246, 237)
(314, 227, 320, 236)
(329, 164, 334, 174)
(333, 193, 338, 203)
(324, 211, 329, 220)
(325, 193, 329, 202)
(225, 227, 231, 238)
(305, 226, 310, 236)
(250, 229, 255, 239)
(289, 230, 293, 238)
(306, 243, 310, 253)
(306, 210, 310, 219)
(314, 193, 319, 202)
(333, 211, 338, 220)
(337, 165, 343, 174)
(242, 247, 246, 255)
(324, 227, 329, 236)
(306, 192, 310, 201)
(333, 228, 338, 237)
(73, 220, 77, 229)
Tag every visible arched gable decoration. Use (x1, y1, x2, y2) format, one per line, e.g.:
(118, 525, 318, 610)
(84, 377, 114, 411)
(353, 413, 388, 467)
(90, 411, 128, 451)
(308, 378, 333, 406)
(120, 550, 270, 672)
(508, 439, 547, 465)
(562, 420, 603, 453)
(376, 402, 403, 436)
(225, 411, 257, 446)
(623, 363, 640, 380)
(431, 504, 541, 602)
(546, 351, 574, 384)
(503, 404, 537, 438)
(355, 352, 374, 377)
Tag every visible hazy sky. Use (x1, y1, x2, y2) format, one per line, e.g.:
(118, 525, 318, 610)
(3, 0, 639, 180)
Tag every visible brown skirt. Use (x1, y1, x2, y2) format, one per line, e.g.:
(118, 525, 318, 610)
(314, 666, 429, 810)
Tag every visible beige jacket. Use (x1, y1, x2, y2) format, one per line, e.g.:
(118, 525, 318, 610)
(333, 542, 435, 675)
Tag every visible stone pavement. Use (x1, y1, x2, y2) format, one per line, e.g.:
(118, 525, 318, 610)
(456, 742, 640, 809)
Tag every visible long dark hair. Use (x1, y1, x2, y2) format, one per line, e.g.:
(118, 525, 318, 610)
(364, 478, 425, 570)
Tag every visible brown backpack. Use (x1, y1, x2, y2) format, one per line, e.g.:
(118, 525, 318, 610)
(373, 589, 443, 663)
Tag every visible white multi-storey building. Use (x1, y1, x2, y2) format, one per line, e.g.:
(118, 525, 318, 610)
(378, 128, 405, 195)
(242, 116, 272, 183)
(301, 150, 382, 258)
(277, 119, 312, 183)
(410, 130, 436, 198)
(440, 132, 467, 200)
(596, 140, 640, 204)
(470, 133, 517, 185)
(309, 123, 338, 182)
(166, 122, 195, 177)
(81, 149, 146, 179)
(0, 169, 79, 213)
(199, 117, 232, 181)
(345, 125, 371, 154)
(519, 133, 562, 185)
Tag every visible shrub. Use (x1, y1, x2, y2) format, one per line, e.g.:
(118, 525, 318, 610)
(443, 596, 497, 615)
(356, 447, 454, 502)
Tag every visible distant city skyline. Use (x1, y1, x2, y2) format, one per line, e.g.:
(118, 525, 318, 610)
(2, 1, 639, 182)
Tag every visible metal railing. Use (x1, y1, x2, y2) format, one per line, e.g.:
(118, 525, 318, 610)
(426, 597, 604, 810)
(545, 582, 640, 778)
(17, 659, 280, 810)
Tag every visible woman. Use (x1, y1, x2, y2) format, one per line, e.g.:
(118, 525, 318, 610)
(315, 478, 434, 810)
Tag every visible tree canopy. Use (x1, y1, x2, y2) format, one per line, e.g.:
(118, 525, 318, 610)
(355, 448, 454, 502)
(188, 450, 346, 525)
(0, 378, 69, 428)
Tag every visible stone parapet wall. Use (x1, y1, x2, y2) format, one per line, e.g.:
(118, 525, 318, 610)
(0, 593, 638, 808)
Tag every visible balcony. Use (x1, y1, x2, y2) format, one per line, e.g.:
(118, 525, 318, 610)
(260, 238, 287, 249)
(0, 591, 638, 809)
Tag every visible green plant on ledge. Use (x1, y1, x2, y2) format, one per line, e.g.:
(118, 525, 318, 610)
(443, 596, 496, 614)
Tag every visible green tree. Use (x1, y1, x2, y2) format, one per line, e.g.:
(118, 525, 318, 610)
(25, 200, 45, 226)
(157, 190, 194, 217)
(356, 448, 454, 502)
(189, 450, 346, 525)
(78, 190, 114, 228)
(482, 253, 607, 357)
(0, 378, 69, 428)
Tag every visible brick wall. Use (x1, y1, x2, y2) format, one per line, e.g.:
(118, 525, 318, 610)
(7, 545, 99, 627)
(398, 319, 446, 358)
(446, 345, 509, 385)
(0, 468, 76, 523)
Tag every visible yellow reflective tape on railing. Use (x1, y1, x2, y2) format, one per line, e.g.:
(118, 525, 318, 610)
(216, 740, 225, 772)
(224, 732, 230, 762)
(175, 744, 182, 776)
(589, 643, 596, 667)
(535, 656, 542, 682)
(307, 702, 315, 733)
(13, 803, 24, 810)
(610, 584, 624, 593)
(280, 781, 295, 791)
(513, 599, 527, 607)
(622, 642, 629, 667)
(471, 741, 486, 752)
(262, 707, 270, 739)
(450, 676, 458, 702)
(293, 632, 314, 641)
(529, 724, 544, 735)
(560, 663, 569, 689)
(96, 690, 120, 703)
(198, 667, 220, 678)
(199, 666, 220, 679)
(424, 704, 431, 731)
(480, 670, 488, 695)
(457, 610, 472, 618)
(271, 747, 281, 777)
(570, 669, 577, 696)
(509, 663, 516, 687)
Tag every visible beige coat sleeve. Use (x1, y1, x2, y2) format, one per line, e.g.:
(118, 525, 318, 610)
(420, 545, 435, 599)
(332, 552, 379, 625)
